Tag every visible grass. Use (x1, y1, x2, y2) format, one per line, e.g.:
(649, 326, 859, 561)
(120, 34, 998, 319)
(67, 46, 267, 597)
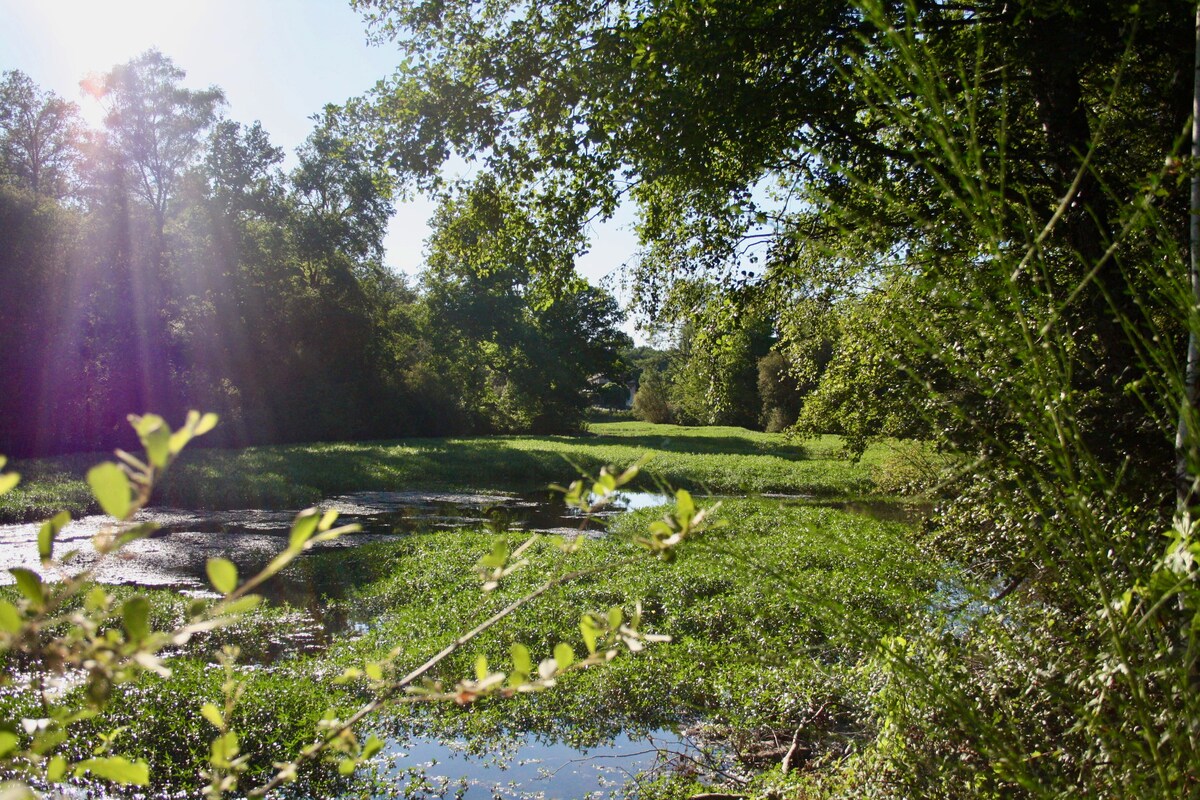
(5, 495, 937, 796)
(0, 422, 893, 521)
(0, 421, 934, 797)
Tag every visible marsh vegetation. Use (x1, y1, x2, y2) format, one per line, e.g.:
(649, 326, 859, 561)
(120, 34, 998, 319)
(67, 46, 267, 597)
(2, 0, 1199, 797)
(0, 421, 936, 798)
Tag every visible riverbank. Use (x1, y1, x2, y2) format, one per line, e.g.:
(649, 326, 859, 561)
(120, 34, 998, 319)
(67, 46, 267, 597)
(0, 422, 896, 522)
(0, 422, 943, 797)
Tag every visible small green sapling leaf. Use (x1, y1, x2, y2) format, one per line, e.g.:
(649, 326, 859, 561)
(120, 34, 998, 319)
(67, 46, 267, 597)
(87, 463, 132, 520)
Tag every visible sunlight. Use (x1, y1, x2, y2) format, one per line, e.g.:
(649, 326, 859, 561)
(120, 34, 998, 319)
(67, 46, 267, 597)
(26, 1, 206, 125)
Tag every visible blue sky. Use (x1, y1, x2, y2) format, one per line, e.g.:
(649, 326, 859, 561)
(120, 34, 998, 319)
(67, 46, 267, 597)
(0, 0, 638, 289)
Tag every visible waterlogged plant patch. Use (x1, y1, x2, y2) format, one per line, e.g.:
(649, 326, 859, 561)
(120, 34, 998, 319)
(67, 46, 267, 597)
(0, 414, 941, 799)
(0, 489, 672, 605)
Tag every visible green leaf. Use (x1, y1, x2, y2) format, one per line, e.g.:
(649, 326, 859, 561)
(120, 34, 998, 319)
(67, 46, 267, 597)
(73, 756, 150, 785)
(510, 643, 531, 679)
(0, 471, 19, 496)
(337, 757, 357, 776)
(115, 522, 159, 549)
(647, 520, 674, 539)
(87, 463, 132, 520)
(9, 568, 43, 609)
(674, 489, 695, 526)
(479, 539, 508, 569)
(85, 587, 109, 613)
(46, 755, 67, 782)
(37, 511, 71, 563)
(364, 661, 383, 681)
(122, 597, 151, 644)
(129, 414, 171, 469)
(200, 703, 224, 729)
(220, 595, 262, 616)
(474, 654, 489, 682)
(167, 429, 191, 458)
(193, 412, 219, 437)
(362, 735, 384, 759)
(210, 731, 239, 765)
(205, 558, 238, 595)
(0, 600, 21, 634)
(553, 642, 575, 671)
(580, 614, 599, 654)
(0, 731, 18, 757)
(142, 424, 170, 470)
(607, 606, 624, 630)
(289, 509, 320, 549)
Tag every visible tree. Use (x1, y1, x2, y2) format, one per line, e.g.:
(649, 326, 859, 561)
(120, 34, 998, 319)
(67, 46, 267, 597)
(354, 0, 1190, 450)
(290, 110, 394, 276)
(0, 69, 82, 198)
(631, 367, 672, 424)
(354, 1, 1200, 795)
(757, 349, 803, 433)
(421, 176, 629, 432)
(666, 296, 773, 429)
(84, 50, 225, 237)
(204, 119, 286, 220)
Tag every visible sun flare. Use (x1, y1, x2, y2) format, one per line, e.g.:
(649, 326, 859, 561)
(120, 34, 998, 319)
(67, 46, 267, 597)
(27, 1, 206, 123)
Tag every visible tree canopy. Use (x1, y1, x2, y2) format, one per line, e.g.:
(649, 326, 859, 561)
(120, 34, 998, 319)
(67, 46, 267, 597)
(0, 53, 630, 456)
(350, 1, 1200, 794)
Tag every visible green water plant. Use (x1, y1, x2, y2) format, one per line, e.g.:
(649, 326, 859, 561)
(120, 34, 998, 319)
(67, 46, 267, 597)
(0, 412, 362, 798)
(239, 460, 718, 798)
(0, 416, 719, 798)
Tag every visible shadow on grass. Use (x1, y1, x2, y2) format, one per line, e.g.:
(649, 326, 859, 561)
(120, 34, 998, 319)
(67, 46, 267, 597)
(546, 433, 811, 461)
(4, 425, 870, 518)
(156, 438, 611, 510)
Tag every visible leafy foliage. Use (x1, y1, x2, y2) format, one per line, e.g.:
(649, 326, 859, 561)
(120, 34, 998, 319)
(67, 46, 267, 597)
(0, 54, 628, 457)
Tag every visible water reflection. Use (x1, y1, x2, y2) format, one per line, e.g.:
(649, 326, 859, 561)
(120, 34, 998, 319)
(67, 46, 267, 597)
(367, 729, 716, 800)
(0, 490, 670, 591)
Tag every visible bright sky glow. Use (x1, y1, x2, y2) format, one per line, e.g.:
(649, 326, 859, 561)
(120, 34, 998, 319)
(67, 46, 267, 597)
(0, 0, 641, 290)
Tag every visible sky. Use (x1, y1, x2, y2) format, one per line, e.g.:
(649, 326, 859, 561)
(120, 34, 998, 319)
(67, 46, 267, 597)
(0, 0, 639, 289)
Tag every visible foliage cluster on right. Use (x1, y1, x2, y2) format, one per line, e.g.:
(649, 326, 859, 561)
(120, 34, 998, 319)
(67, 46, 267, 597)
(349, 0, 1200, 796)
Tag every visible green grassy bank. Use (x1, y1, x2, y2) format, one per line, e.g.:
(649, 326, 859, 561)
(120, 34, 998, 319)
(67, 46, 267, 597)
(0, 422, 893, 521)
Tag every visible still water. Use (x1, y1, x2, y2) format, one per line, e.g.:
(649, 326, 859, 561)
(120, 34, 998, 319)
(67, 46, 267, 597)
(0, 490, 672, 596)
(372, 729, 716, 799)
(0, 490, 722, 799)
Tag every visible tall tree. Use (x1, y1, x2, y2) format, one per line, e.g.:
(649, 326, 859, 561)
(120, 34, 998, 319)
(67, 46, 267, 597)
(83, 50, 225, 238)
(290, 111, 394, 287)
(422, 175, 628, 432)
(0, 70, 81, 198)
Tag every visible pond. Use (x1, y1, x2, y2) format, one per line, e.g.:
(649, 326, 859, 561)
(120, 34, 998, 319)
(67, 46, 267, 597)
(0, 489, 673, 599)
(370, 728, 724, 799)
(0, 489, 913, 798)
(0, 490, 719, 799)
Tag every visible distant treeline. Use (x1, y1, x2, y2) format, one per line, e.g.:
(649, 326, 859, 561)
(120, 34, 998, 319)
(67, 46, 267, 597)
(0, 54, 628, 457)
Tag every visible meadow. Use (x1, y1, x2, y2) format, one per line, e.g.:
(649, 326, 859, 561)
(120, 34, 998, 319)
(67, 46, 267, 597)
(0, 422, 940, 797)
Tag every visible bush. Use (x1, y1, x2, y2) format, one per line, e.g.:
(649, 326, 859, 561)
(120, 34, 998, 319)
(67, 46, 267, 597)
(632, 370, 673, 424)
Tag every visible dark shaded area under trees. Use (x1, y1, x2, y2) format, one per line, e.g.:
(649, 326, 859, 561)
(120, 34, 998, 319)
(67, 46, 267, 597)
(0, 53, 628, 457)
